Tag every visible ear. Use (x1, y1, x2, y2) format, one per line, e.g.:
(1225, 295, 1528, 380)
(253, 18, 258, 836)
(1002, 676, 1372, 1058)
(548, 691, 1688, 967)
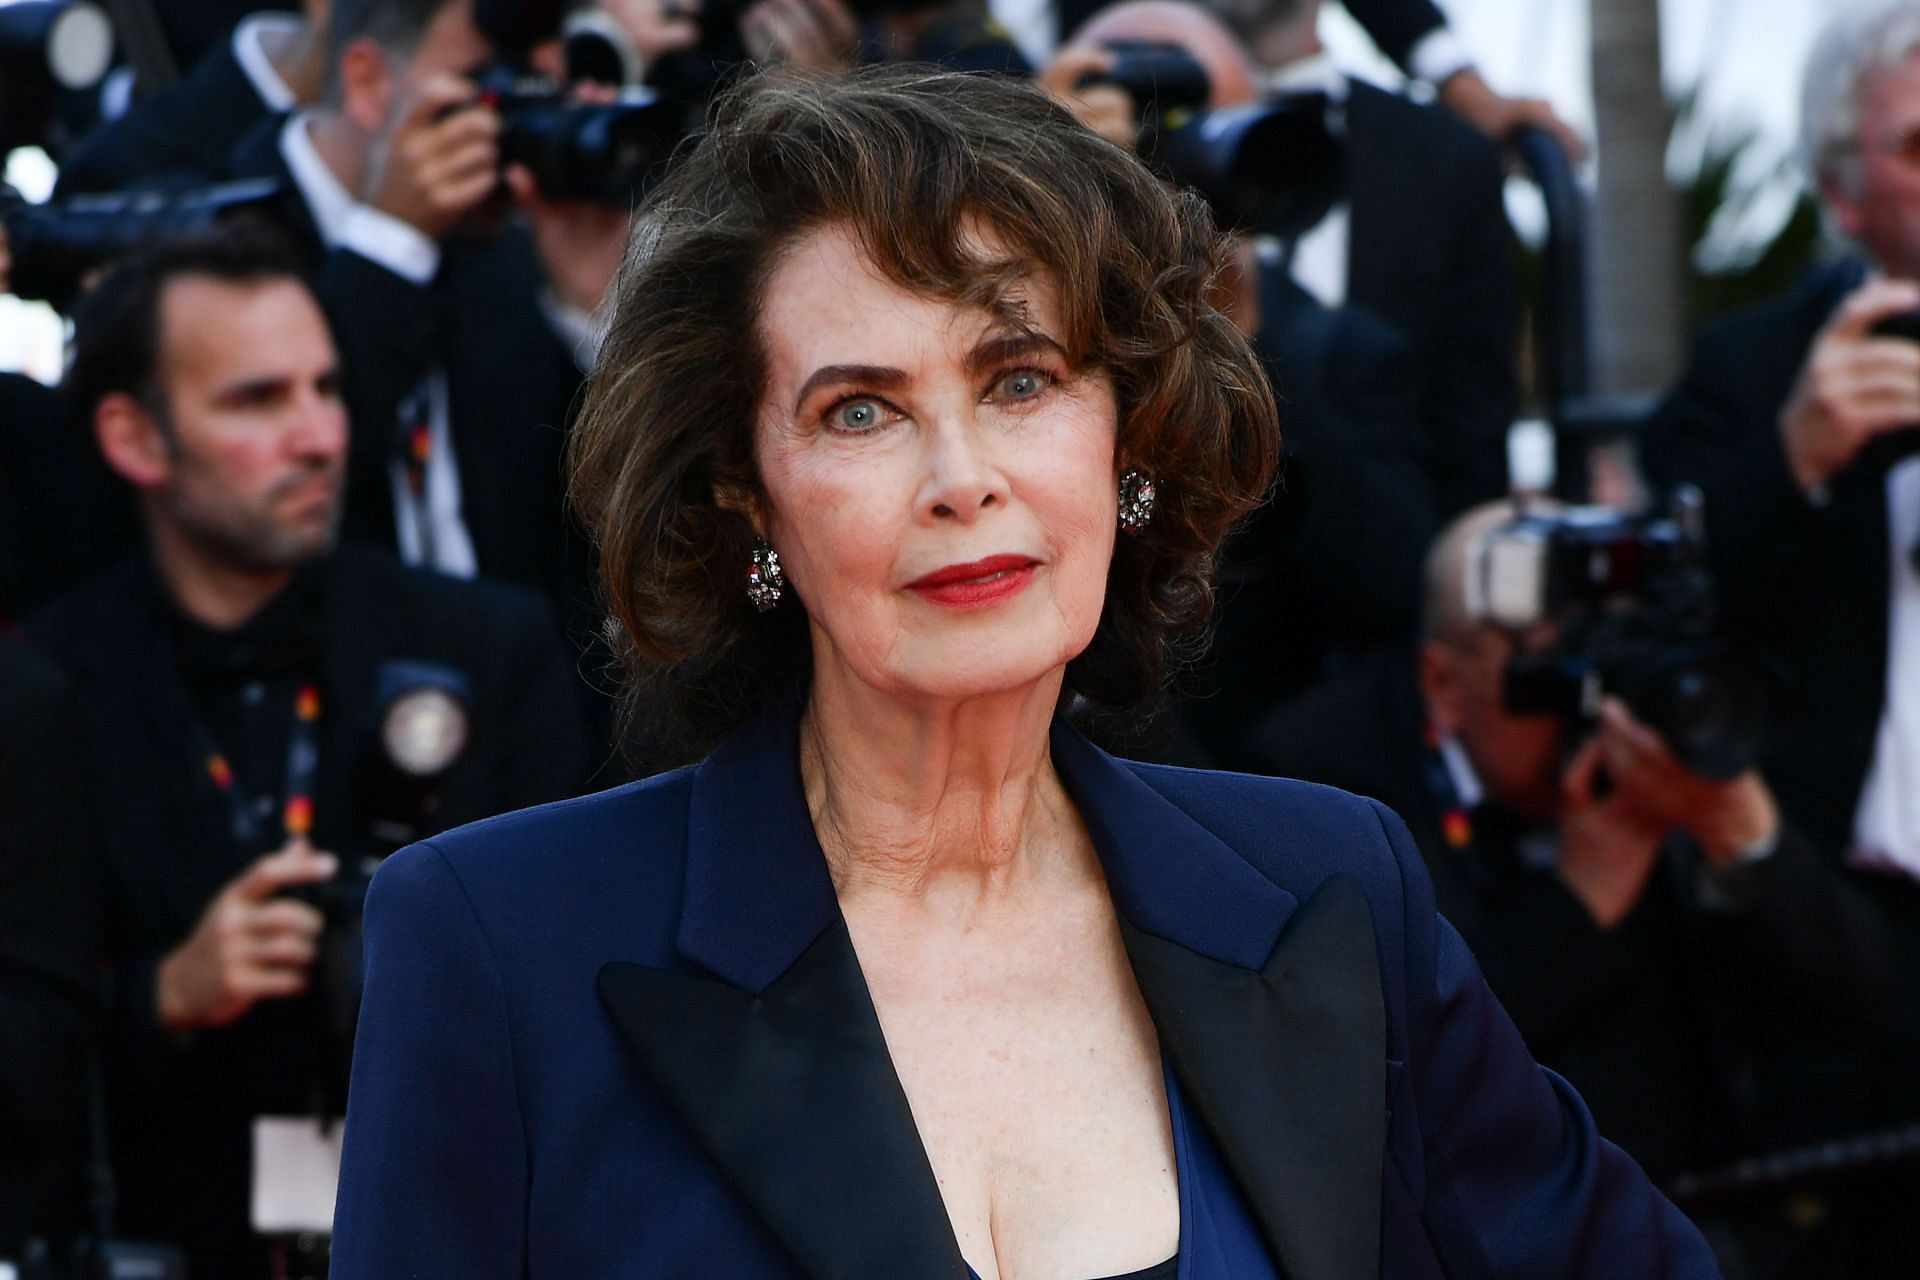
(337, 36, 394, 134)
(712, 481, 766, 539)
(1417, 640, 1462, 737)
(94, 393, 173, 490)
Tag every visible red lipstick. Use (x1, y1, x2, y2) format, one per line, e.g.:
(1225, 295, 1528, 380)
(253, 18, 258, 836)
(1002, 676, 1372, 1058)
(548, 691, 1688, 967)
(905, 554, 1040, 609)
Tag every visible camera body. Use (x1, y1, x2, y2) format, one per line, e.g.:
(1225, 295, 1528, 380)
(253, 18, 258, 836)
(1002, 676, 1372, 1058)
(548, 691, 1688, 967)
(1470, 494, 1771, 781)
(471, 65, 689, 204)
(1078, 42, 1345, 236)
(0, 179, 283, 307)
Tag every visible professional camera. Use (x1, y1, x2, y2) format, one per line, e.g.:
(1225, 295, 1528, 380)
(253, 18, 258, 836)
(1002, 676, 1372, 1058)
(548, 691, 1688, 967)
(0, 0, 113, 156)
(0, 179, 283, 306)
(1469, 492, 1772, 780)
(1078, 41, 1345, 236)
(472, 64, 690, 204)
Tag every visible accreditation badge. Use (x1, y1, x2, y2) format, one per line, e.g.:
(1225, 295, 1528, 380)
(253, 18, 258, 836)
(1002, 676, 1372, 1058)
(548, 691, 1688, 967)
(251, 1115, 345, 1234)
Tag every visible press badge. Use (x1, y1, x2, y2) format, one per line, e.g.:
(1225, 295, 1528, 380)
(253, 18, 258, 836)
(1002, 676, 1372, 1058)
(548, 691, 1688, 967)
(251, 1116, 344, 1233)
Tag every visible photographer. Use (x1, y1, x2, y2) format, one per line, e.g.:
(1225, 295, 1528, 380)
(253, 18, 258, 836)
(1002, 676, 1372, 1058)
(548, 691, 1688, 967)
(213, 0, 631, 618)
(1245, 502, 1908, 1193)
(27, 225, 593, 1277)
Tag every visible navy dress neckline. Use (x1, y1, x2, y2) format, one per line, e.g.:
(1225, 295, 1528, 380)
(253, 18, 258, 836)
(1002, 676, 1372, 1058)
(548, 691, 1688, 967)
(960, 1055, 1280, 1280)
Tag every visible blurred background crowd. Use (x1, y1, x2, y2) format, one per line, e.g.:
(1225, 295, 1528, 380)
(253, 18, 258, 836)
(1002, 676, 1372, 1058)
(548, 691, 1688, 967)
(2, 0, 1919, 1276)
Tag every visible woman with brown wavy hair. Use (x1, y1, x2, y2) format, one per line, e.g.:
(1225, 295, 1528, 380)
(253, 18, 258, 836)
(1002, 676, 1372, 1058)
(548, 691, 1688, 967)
(329, 64, 1714, 1279)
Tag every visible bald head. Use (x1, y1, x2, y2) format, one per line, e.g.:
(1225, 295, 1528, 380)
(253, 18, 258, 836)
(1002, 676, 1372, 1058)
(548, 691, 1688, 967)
(1069, 0, 1261, 108)
(1421, 500, 1546, 649)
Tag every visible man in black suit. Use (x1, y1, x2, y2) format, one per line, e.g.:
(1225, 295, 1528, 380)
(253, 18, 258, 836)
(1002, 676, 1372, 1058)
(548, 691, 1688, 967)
(28, 226, 594, 1278)
(1227, 0, 1520, 515)
(1640, 11, 1920, 1255)
(215, 0, 627, 627)
(1244, 502, 1909, 1198)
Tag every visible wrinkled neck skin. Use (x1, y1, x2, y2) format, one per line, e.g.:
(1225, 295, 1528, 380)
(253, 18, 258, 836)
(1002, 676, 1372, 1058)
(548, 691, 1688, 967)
(800, 656, 1098, 921)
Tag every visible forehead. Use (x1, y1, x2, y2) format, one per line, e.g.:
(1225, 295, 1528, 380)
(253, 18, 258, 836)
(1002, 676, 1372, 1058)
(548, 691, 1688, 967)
(157, 275, 335, 382)
(756, 224, 1064, 385)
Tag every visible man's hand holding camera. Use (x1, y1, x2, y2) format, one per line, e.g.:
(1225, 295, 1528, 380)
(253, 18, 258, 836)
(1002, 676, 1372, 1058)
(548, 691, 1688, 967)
(363, 73, 504, 240)
(1779, 275, 1920, 494)
(1556, 697, 1781, 929)
(154, 839, 339, 1031)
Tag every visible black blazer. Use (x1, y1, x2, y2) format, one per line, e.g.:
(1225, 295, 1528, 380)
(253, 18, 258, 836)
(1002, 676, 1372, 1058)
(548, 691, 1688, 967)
(330, 687, 1716, 1277)
(1641, 262, 1887, 858)
(1345, 80, 1519, 516)
(26, 546, 595, 1277)
(54, 31, 276, 198)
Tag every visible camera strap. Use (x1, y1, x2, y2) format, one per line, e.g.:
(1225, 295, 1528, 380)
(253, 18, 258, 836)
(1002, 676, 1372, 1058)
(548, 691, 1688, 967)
(192, 683, 323, 849)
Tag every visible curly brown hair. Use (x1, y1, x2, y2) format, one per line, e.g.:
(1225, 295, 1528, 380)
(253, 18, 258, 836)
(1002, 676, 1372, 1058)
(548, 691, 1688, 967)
(568, 64, 1280, 762)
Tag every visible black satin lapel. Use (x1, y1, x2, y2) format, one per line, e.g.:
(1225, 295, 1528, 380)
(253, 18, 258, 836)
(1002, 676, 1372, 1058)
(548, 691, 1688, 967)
(1122, 875, 1384, 1280)
(598, 920, 967, 1280)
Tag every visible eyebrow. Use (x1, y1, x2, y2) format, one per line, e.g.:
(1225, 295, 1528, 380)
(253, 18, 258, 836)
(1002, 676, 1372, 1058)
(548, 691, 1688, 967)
(789, 333, 1068, 415)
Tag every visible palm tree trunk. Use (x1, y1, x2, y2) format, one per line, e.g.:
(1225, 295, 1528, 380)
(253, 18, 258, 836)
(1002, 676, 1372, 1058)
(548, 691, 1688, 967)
(1589, 0, 1684, 394)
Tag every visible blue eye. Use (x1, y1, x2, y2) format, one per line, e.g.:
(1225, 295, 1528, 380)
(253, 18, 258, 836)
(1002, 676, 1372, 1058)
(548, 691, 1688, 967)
(834, 399, 884, 432)
(995, 370, 1049, 400)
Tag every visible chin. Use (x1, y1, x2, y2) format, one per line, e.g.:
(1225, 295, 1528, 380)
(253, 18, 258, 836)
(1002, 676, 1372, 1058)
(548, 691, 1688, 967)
(876, 630, 1088, 704)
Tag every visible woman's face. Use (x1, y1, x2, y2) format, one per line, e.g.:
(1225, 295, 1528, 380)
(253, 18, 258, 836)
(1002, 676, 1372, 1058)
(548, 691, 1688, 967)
(752, 222, 1120, 704)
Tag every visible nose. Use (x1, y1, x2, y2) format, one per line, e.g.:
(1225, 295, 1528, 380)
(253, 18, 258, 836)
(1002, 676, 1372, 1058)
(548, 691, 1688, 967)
(915, 412, 1009, 526)
(289, 385, 349, 463)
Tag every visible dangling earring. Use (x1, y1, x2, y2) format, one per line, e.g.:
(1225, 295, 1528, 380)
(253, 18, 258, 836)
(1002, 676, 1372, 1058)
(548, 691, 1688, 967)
(1118, 468, 1156, 533)
(746, 537, 785, 612)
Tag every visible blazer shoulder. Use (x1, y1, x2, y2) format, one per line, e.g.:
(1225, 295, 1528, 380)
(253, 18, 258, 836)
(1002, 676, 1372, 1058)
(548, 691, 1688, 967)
(1124, 760, 1414, 896)
(402, 764, 696, 890)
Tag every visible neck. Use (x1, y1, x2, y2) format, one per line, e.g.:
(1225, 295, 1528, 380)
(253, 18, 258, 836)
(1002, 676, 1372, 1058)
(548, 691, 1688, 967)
(306, 110, 368, 199)
(262, 19, 329, 104)
(1253, 20, 1323, 72)
(800, 657, 1086, 910)
(148, 520, 296, 631)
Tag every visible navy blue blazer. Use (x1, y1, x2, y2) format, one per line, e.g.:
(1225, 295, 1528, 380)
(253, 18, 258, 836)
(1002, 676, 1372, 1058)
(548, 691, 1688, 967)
(330, 692, 1717, 1278)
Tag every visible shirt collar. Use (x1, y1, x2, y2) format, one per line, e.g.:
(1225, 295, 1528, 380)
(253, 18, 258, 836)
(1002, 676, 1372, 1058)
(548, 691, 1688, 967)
(1435, 733, 1487, 810)
(278, 110, 356, 249)
(232, 12, 303, 113)
(1265, 50, 1347, 105)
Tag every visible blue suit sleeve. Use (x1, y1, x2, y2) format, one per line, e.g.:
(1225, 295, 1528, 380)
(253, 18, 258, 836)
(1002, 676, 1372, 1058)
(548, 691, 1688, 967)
(331, 841, 528, 1278)
(1367, 800, 1719, 1277)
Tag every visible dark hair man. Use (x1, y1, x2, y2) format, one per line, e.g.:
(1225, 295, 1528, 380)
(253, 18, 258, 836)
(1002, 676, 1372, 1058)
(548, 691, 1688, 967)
(28, 225, 594, 1278)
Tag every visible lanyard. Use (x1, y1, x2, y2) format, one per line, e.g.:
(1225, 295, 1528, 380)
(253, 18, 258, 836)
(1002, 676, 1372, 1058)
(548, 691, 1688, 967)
(196, 682, 323, 848)
(396, 384, 438, 569)
(1419, 722, 1476, 853)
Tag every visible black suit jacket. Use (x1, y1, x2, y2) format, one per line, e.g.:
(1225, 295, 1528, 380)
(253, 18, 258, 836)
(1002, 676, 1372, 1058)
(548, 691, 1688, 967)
(1344, 80, 1518, 516)
(1178, 272, 1432, 768)
(1641, 261, 1887, 858)
(225, 119, 594, 621)
(26, 546, 595, 1279)
(54, 32, 274, 198)
(0, 641, 102, 1261)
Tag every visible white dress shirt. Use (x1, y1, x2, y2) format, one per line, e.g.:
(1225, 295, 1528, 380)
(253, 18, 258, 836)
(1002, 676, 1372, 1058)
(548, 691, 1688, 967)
(231, 12, 302, 113)
(1849, 455, 1920, 879)
(278, 114, 480, 579)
